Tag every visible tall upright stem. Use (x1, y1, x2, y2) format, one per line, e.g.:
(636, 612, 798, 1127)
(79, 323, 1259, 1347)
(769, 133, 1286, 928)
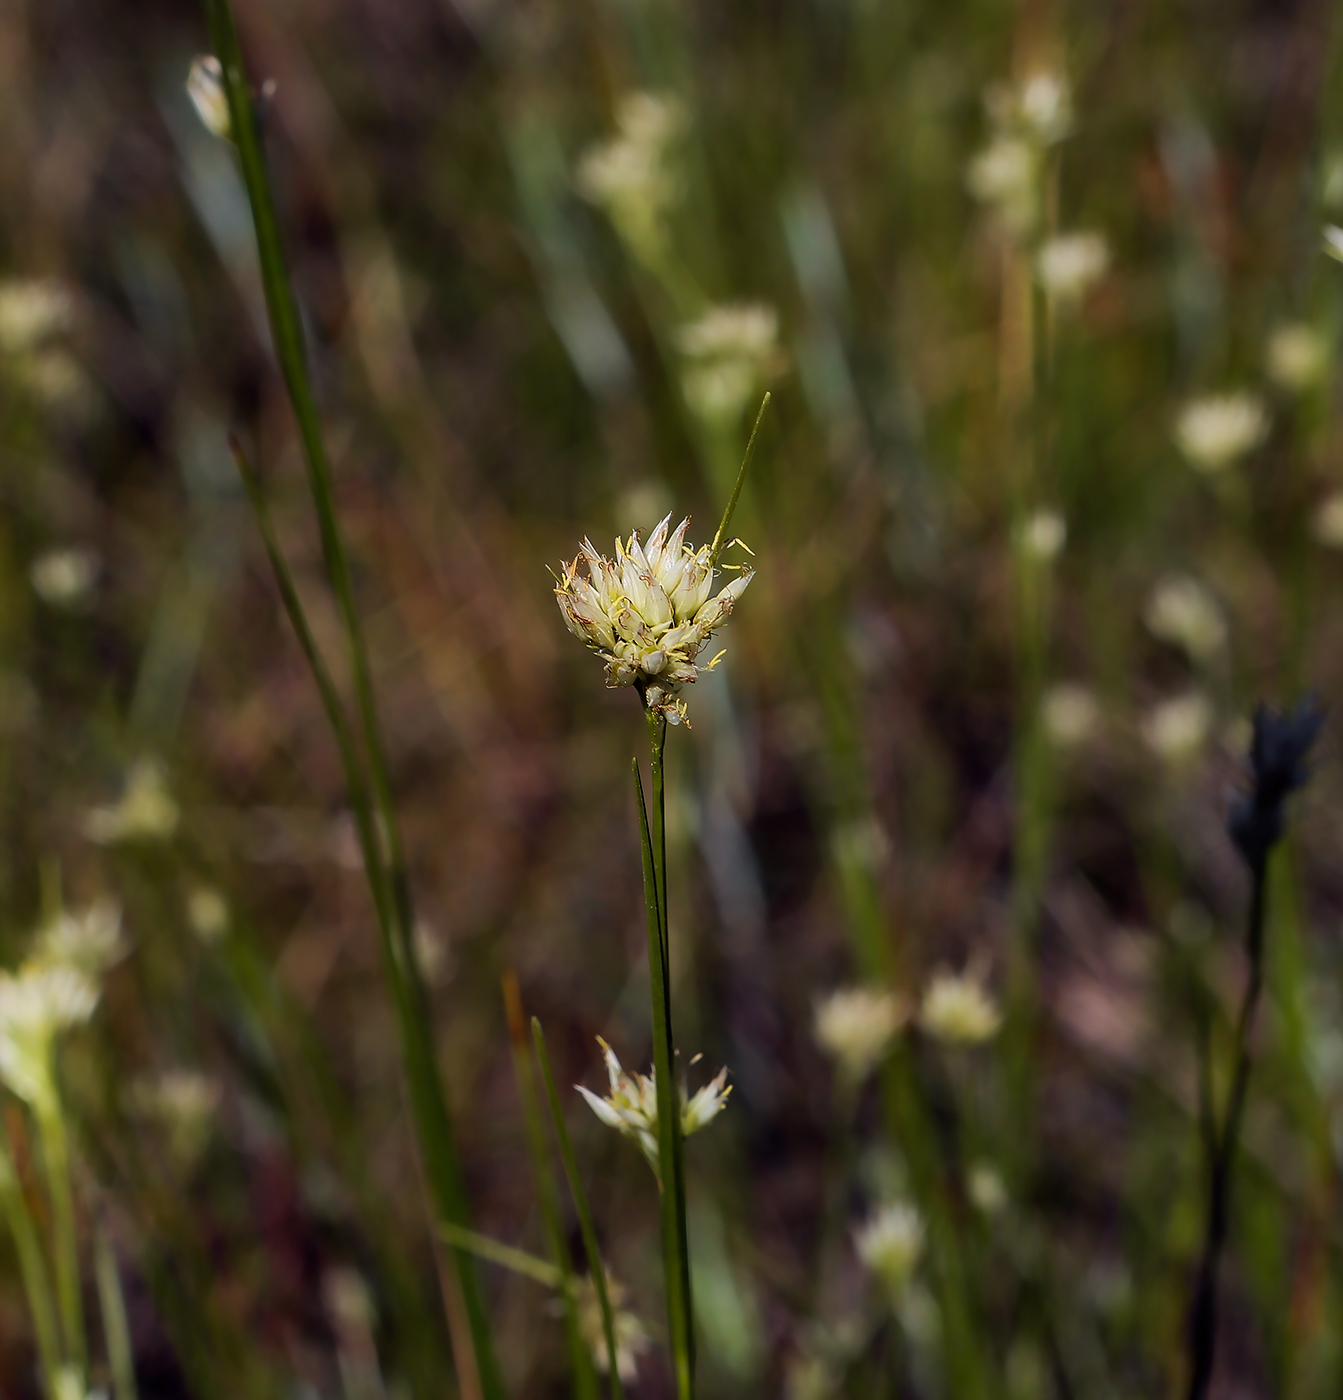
(635, 713, 694, 1399)
(36, 1097, 86, 1377)
(1186, 851, 1269, 1400)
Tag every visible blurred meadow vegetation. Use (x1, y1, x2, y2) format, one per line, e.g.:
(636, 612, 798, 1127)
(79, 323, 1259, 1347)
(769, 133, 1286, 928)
(4, 0, 1343, 1396)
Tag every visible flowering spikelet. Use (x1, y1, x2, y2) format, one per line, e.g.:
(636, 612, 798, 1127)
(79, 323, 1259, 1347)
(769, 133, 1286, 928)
(555, 514, 753, 723)
(574, 1274, 651, 1381)
(813, 986, 906, 1081)
(919, 967, 1001, 1044)
(854, 1201, 925, 1293)
(576, 1038, 730, 1173)
(0, 962, 99, 1105)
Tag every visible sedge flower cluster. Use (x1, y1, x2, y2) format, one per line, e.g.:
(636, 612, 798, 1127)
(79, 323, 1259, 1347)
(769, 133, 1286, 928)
(577, 1038, 730, 1172)
(555, 515, 752, 724)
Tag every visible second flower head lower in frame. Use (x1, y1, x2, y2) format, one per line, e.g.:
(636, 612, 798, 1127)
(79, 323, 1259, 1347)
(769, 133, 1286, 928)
(554, 512, 753, 724)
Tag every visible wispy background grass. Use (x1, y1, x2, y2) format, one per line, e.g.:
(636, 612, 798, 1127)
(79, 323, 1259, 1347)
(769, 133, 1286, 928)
(4, 0, 1343, 1396)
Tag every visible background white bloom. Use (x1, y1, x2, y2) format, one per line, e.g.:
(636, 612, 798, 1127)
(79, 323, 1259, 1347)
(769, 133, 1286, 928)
(967, 136, 1038, 233)
(577, 93, 684, 266)
(919, 969, 1001, 1044)
(1313, 491, 1343, 548)
(575, 1274, 650, 1382)
(30, 547, 99, 610)
(1266, 323, 1327, 392)
(814, 986, 905, 1081)
(186, 55, 231, 139)
(1175, 393, 1269, 472)
(1141, 692, 1213, 763)
(0, 963, 99, 1105)
(1042, 683, 1101, 748)
(36, 898, 125, 976)
(1143, 576, 1225, 662)
(0, 279, 74, 353)
(1019, 509, 1066, 562)
(86, 758, 179, 844)
(854, 1201, 925, 1293)
(677, 302, 780, 426)
(1037, 232, 1109, 302)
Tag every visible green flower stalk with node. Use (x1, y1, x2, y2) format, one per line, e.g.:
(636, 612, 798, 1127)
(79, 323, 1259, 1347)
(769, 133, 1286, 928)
(555, 394, 768, 1400)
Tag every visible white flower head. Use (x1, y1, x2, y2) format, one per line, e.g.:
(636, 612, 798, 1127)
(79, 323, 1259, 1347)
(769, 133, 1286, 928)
(1175, 393, 1269, 472)
(86, 758, 179, 844)
(1323, 225, 1343, 263)
(814, 986, 906, 1081)
(186, 55, 231, 139)
(30, 547, 99, 610)
(967, 136, 1039, 233)
(1037, 232, 1110, 302)
(919, 968, 1001, 1045)
(575, 1273, 650, 1382)
(578, 93, 685, 265)
(1141, 692, 1212, 764)
(1042, 682, 1100, 748)
(0, 279, 75, 353)
(0, 962, 99, 1105)
(1019, 508, 1066, 562)
(576, 1038, 729, 1173)
(36, 898, 125, 976)
(854, 1201, 925, 1293)
(1314, 491, 1343, 548)
(986, 71, 1073, 146)
(1266, 323, 1327, 393)
(1144, 576, 1226, 662)
(554, 516, 753, 724)
(129, 1069, 220, 1166)
(677, 303, 780, 426)
(967, 1162, 1008, 1215)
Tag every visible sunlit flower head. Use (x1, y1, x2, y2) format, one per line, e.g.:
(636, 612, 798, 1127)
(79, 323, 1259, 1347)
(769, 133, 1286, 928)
(0, 962, 99, 1105)
(1265, 323, 1327, 393)
(854, 1201, 925, 1293)
(919, 968, 1001, 1044)
(86, 758, 179, 844)
(1036, 231, 1109, 302)
(574, 1273, 651, 1382)
(555, 515, 753, 725)
(1175, 393, 1269, 472)
(30, 547, 99, 610)
(187, 55, 231, 139)
(813, 986, 905, 1081)
(1141, 692, 1213, 764)
(576, 1038, 730, 1173)
(0, 279, 74, 353)
(1042, 682, 1100, 748)
(36, 898, 125, 976)
(1144, 575, 1225, 662)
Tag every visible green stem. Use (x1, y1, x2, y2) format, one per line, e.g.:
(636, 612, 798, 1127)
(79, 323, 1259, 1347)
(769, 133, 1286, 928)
(95, 1220, 139, 1400)
(634, 733, 694, 1400)
(708, 393, 770, 569)
(532, 1019, 627, 1400)
(503, 977, 597, 1400)
(203, 5, 503, 1383)
(0, 1131, 62, 1398)
(36, 1097, 86, 1376)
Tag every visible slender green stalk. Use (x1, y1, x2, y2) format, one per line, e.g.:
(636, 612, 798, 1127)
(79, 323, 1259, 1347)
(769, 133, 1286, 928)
(532, 1019, 626, 1400)
(0, 1134, 62, 1399)
(708, 393, 769, 568)
(203, 7, 503, 1385)
(503, 976, 598, 1400)
(437, 1224, 563, 1291)
(633, 746, 693, 1400)
(95, 1220, 139, 1400)
(35, 1098, 85, 1376)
